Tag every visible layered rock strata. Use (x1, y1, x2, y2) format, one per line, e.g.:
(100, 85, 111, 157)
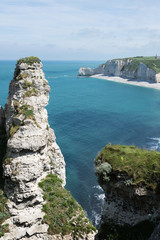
(79, 58, 160, 82)
(1, 58, 96, 240)
(1, 60, 66, 239)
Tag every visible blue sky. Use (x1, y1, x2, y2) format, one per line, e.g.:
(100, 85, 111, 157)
(1, 0, 160, 60)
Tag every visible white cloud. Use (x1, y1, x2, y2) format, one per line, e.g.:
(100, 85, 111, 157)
(0, 0, 160, 59)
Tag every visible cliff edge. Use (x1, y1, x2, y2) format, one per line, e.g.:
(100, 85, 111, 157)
(0, 57, 96, 240)
(95, 144, 160, 240)
(78, 56, 160, 83)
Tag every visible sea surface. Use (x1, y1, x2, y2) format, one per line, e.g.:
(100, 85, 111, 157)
(1, 60, 160, 225)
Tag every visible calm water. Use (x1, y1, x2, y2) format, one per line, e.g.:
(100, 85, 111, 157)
(1, 60, 160, 225)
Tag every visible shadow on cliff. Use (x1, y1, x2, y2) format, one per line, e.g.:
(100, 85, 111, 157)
(96, 220, 155, 240)
(0, 115, 7, 189)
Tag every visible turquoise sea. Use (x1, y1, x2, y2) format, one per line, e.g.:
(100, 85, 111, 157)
(1, 60, 160, 225)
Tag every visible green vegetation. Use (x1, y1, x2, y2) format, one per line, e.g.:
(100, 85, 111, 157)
(0, 129, 10, 236)
(0, 190, 10, 237)
(0, 129, 7, 188)
(9, 105, 37, 137)
(95, 144, 160, 191)
(97, 220, 155, 240)
(16, 73, 29, 81)
(23, 80, 34, 89)
(17, 56, 41, 65)
(39, 174, 96, 237)
(19, 105, 34, 119)
(9, 124, 20, 138)
(24, 88, 38, 97)
(114, 56, 160, 74)
(95, 162, 112, 182)
(4, 158, 13, 165)
(13, 100, 19, 109)
(122, 59, 139, 72)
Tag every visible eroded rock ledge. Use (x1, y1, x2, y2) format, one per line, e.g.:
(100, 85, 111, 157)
(1, 57, 96, 240)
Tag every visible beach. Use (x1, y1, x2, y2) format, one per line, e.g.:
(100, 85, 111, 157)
(91, 74, 160, 90)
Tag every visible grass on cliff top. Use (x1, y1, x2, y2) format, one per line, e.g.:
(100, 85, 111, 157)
(39, 174, 96, 237)
(17, 56, 41, 65)
(95, 144, 160, 191)
(113, 56, 160, 74)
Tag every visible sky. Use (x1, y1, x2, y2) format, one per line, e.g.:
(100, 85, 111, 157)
(1, 0, 160, 60)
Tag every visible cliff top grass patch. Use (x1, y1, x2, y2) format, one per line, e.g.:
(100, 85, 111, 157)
(95, 144, 160, 191)
(17, 56, 41, 65)
(39, 174, 96, 237)
(114, 56, 160, 74)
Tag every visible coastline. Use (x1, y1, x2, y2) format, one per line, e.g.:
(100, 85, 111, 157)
(90, 74, 160, 90)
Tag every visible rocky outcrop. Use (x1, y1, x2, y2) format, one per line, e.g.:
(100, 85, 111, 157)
(149, 223, 160, 240)
(78, 65, 104, 76)
(1, 60, 66, 240)
(0, 58, 95, 240)
(137, 62, 156, 81)
(79, 58, 160, 83)
(95, 144, 159, 239)
(0, 106, 5, 130)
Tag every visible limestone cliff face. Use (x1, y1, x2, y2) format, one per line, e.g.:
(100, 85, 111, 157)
(2, 61, 66, 239)
(1, 59, 96, 240)
(78, 65, 104, 76)
(103, 60, 125, 76)
(78, 58, 160, 83)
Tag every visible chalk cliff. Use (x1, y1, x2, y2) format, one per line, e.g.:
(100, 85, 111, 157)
(0, 57, 96, 240)
(79, 57, 160, 83)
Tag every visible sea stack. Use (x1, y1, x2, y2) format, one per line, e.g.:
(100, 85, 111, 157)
(1, 57, 96, 240)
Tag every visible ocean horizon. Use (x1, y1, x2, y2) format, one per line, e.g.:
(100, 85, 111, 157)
(1, 60, 160, 225)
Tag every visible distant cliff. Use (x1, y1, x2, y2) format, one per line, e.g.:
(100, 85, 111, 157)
(95, 144, 160, 240)
(0, 57, 96, 240)
(79, 57, 160, 83)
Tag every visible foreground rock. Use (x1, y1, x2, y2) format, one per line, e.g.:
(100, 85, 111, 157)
(1, 57, 96, 240)
(95, 144, 160, 240)
(78, 57, 160, 83)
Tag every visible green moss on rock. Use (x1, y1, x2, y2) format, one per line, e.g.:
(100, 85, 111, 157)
(24, 88, 38, 97)
(16, 73, 29, 81)
(0, 190, 10, 237)
(19, 105, 34, 119)
(0, 130, 7, 188)
(115, 56, 160, 74)
(9, 105, 37, 137)
(23, 80, 34, 89)
(4, 157, 13, 165)
(95, 144, 160, 191)
(39, 174, 96, 238)
(17, 56, 41, 65)
(9, 124, 20, 138)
